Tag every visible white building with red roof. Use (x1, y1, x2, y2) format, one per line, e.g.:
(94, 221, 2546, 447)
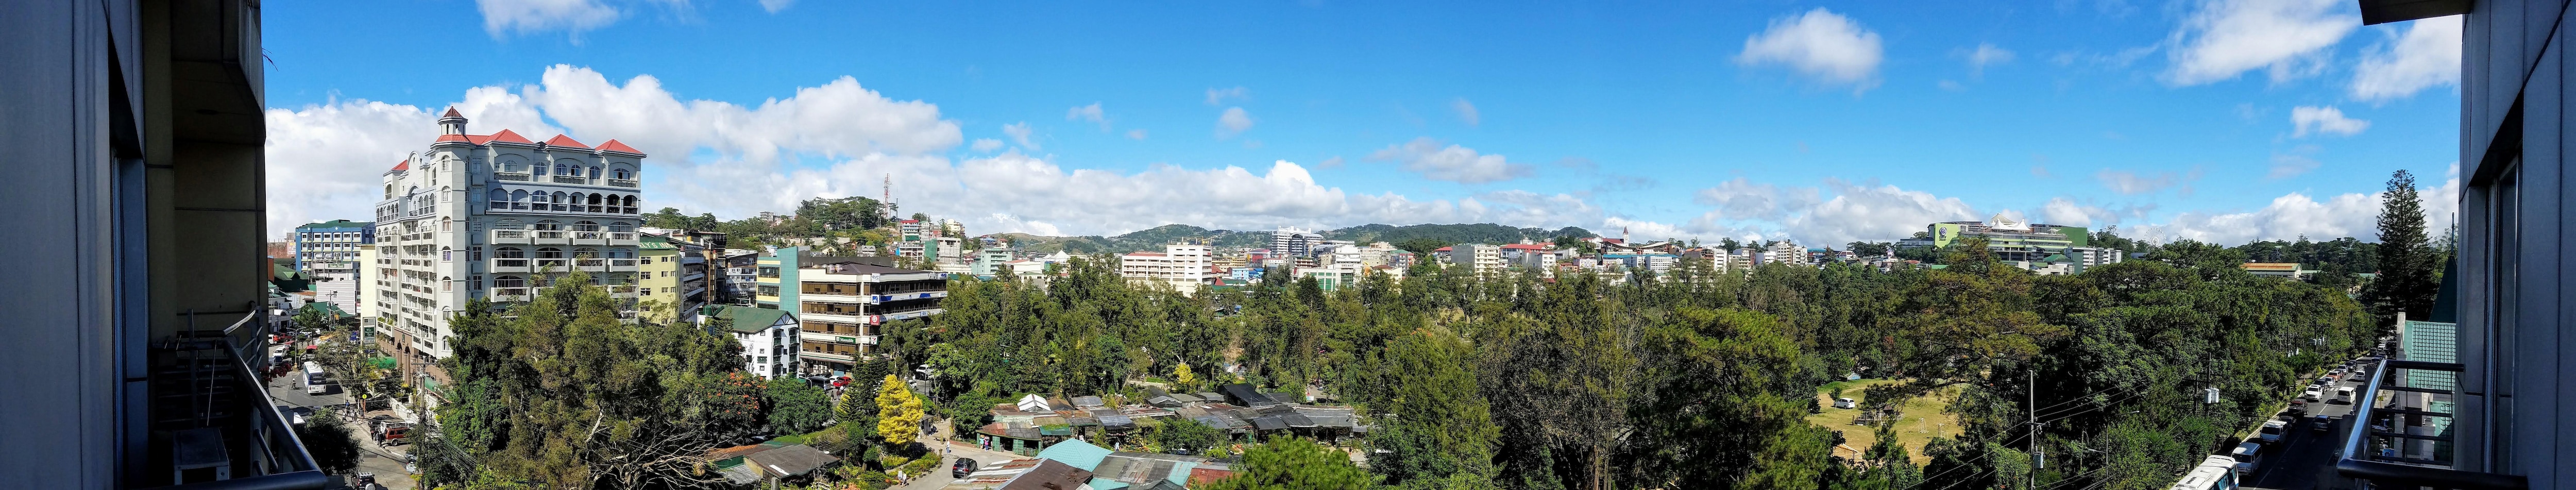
(372, 107, 653, 370)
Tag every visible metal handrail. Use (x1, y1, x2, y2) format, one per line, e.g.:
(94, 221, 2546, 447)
(2334, 359, 2528, 489)
(148, 310, 331, 490)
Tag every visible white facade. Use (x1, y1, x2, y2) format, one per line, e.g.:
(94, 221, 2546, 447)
(1272, 227, 1323, 258)
(1447, 244, 1503, 275)
(732, 317, 800, 379)
(1121, 244, 1212, 291)
(1759, 241, 1807, 267)
(371, 108, 650, 360)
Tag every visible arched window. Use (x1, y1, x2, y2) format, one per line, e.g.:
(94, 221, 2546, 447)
(613, 168, 630, 179)
(496, 218, 525, 229)
(534, 220, 562, 231)
(554, 163, 570, 176)
(574, 221, 600, 232)
(532, 163, 548, 176)
(511, 189, 530, 209)
(589, 166, 603, 179)
(384, 184, 394, 199)
(494, 247, 526, 259)
(487, 189, 507, 209)
(607, 222, 636, 232)
(551, 192, 569, 211)
(406, 185, 419, 196)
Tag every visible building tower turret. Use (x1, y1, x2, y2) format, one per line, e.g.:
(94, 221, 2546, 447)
(437, 107, 467, 135)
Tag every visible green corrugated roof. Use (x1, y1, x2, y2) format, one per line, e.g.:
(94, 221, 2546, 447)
(639, 234, 675, 250)
(1036, 438, 1111, 471)
(705, 305, 791, 333)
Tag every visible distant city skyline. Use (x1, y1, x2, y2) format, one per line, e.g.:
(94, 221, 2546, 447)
(262, 0, 2461, 245)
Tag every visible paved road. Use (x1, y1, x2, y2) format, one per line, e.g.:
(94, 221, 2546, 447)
(887, 420, 1036, 490)
(266, 363, 416, 489)
(2244, 361, 2375, 489)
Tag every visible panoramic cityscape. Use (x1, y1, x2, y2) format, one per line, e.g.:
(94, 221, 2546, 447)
(6, 1, 2572, 490)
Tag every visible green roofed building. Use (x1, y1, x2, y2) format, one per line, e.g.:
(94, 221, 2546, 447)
(702, 305, 801, 379)
(1903, 214, 2124, 275)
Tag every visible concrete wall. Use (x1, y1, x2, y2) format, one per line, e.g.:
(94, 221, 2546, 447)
(2457, 1, 2576, 484)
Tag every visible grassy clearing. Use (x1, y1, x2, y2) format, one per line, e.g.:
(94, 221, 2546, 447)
(1803, 379, 1964, 465)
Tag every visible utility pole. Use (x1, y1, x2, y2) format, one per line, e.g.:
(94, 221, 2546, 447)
(2029, 370, 2041, 490)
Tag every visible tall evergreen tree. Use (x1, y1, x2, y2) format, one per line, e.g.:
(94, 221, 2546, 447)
(2369, 169, 2437, 321)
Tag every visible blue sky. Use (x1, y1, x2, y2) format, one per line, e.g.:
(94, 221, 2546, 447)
(261, 0, 2463, 246)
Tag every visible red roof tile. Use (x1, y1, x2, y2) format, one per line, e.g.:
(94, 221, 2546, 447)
(487, 129, 533, 144)
(388, 159, 410, 172)
(543, 134, 590, 149)
(440, 107, 463, 118)
(466, 134, 496, 145)
(434, 134, 471, 143)
(595, 139, 646, 155)
(1501, 244, 1549, 250)
(1433, 246, 1453, 252)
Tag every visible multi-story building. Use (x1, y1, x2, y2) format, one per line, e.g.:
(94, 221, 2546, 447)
(294, 219, 375, 315)
(638, 233, 711, 324)
(720, 249, 759, 305)
(1272, 227, 1324, 258)
(371, 108, 651, 378)
(704, 305, 800, 379)
(1446, 244, 1503, 275)
(1121, 244, 1212, 293)
(972, 248, 1015, 277)
(794, 260, 947, 376)
(1758, 241, 1807, 267)
(1917, 215, 2092, 263)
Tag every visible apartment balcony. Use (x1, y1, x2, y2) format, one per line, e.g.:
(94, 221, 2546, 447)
(489, 288, 530, 302)
(803, 291, 861, 304)
(145, 310, 331, 489)
(609, 258, 639, 273)
(801, 310, 865, 324)
(869, 307, 944, 324)
(608, 178, 639, 188)
(2336, 359, 2527, 489)
(488, 259, 532, 274)
(488, 230, 641, 247)
(490, 229, 532, 245)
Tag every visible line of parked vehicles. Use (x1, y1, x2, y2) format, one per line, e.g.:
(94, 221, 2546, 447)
(2179, 348, 2386, 489)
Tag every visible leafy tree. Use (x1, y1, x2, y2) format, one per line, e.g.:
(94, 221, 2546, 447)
(1173, 361, 1197, 388)
(1369, 327, 1499, 488)
(766, 377, 834, 434)
(295, 410, 362, 477)
(874, 374, 925, 445)
(1394, 238, 1451, 257)
(1149, 417, 1228, 456)
(1199, 436, 1382, 490)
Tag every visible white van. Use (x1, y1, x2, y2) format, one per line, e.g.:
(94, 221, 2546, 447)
(302, 361, 329, 395)
(2231, 443, 2263, 474)
(1833, 397, 1857, 409)
(2336, 386, 2355, 400)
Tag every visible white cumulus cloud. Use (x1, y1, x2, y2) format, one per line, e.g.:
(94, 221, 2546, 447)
(971, 139, 1003, 153)
(2162, 0, 2357, 86)
(1963, 42, 2016, 76)
(2351, 15, 2462, 102)
(1001, 122, 1037, 150)
(477, 0, 622, 38)
(1736, 8, 1885, 91)
(1366, 137, 1534, 184)
(1215, 107, 1255, 138)
(2291, 106, 2370, 137)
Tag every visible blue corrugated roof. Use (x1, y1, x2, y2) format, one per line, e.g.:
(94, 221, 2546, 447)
(1036, 438, 1112, 471)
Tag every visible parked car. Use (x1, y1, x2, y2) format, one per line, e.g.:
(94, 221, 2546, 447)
(1833, 397, 1857, 409)
(2258, 420, 2288, 443)
(2311, 414, 2335, 432)
(2287, 399, 2309, 416)
(952, 458, 979, 478)
(2302, 384, 2324, 401)
(2232, 443, 2263, 474)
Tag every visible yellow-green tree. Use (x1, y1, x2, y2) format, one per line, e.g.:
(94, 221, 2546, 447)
(1173, 362, 1196, 386)
(874, 374, 925, 445)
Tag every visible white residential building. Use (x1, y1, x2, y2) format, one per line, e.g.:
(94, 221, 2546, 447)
(704, 305, 800, 379)
(1758, 241, 1807, 267)
(372, 108, 650, 371)
(1122, 244, 1213, 293)
(1447, 244, 1504, 275)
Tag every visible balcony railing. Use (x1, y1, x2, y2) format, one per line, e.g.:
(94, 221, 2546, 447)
(495, 172, 532, 181)
(2336, 359, 2527, 489)
(147, 310, 331, 489)
(552, 175, 588, 184)
(608, 178, 639, 188)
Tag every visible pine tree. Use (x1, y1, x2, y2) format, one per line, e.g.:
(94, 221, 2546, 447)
(2369, 170, 2437, 320)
